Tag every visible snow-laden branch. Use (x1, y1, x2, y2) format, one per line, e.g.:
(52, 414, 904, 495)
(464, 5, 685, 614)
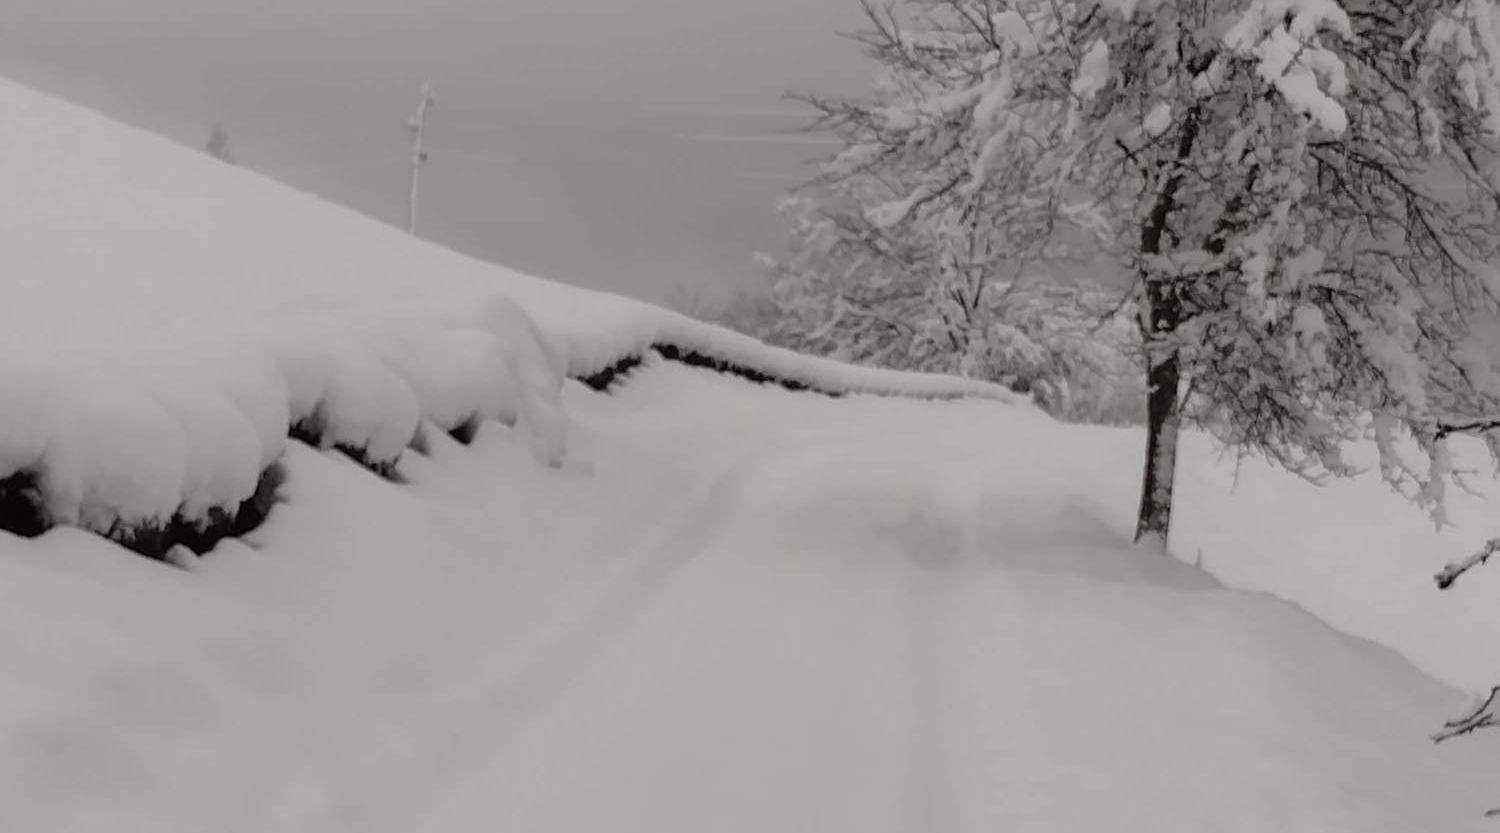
(1436, 416, 1500, 439)
(1434, 537, 1500, 589)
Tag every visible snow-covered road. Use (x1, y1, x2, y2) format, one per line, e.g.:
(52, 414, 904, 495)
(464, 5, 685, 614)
(409, 366, 1500, 833)
(4, 363, 1500, 832)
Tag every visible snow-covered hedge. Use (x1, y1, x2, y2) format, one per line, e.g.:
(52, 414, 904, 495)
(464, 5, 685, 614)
(566, 309, 1023, 401)
(0, 295, 566, 557)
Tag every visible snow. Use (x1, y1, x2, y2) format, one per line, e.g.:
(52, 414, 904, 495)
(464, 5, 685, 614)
(1173, 428, 1500, 692)
(1223, 0, 1353, 134)
(1, 72, 1499, 832)
(1100, 0, 1147, 19)
(1143, 101, 1173, 137)
(0, 73, 1007, 534)
(1428, 0, 1500, 138)
(4, 364, 1499, 832)
(1072, 38, 1112, 101)
(0, 305, 564, 536)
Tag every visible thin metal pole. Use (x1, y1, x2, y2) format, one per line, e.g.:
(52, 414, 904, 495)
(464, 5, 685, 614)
(407, 82, 435, 235)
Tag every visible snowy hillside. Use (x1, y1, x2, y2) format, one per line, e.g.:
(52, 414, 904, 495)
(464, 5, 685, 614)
(0, 76, 1010, 401)
(1, 75, 1499, 831)
(0, 74, 1011, 554)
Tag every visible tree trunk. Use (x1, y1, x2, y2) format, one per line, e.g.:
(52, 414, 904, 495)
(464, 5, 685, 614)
(1131, 103, 1199, 549)
(1134, 282, 1182, 546)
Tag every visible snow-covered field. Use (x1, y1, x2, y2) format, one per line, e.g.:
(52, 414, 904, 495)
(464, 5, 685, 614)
(2, 75, 1500, 831)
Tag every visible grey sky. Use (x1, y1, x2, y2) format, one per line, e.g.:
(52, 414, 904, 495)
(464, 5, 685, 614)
(0, 0, 870, 304)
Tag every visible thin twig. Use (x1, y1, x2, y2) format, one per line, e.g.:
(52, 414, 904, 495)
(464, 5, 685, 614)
(1434, 686, 1500, 743)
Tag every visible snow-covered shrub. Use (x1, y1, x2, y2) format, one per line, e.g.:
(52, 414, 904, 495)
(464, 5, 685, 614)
(0, 294, 569, 556)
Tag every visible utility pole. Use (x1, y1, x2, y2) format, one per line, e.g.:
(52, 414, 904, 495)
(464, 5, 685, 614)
(406, 81, 436, 235)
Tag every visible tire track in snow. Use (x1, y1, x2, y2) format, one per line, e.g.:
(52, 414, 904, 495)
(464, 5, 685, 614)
(286, 451, 764, 833)
(904, 557, 955, 833)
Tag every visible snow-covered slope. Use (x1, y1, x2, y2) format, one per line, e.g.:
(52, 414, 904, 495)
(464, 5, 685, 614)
(2, 75, 1500, 832)
(0, 74, 1011, 549)
(0, 74, 1010, 401)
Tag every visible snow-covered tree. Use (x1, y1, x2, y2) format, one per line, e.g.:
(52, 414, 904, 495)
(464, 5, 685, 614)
(759, 191, 1142, 423)
(797, 0, 1500, 545)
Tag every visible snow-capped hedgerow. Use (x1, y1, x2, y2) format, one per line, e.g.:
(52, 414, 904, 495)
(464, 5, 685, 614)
(792, 0, 1500, 544)
(0, 297, 570, 554)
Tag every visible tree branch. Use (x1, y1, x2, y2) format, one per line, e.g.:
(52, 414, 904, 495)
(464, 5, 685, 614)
(1434, 685, 1500, 742)
(1436, 418, 1500, 440)
(1434, 538, 1500, 590)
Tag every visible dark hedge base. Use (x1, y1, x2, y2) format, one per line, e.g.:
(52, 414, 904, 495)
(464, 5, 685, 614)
(577, 343, 834, 397)
(108, 462, 286, 559)
(0, 470, 47, 539)
(0, 462, 286, 563)
(0, 403, 497, 564)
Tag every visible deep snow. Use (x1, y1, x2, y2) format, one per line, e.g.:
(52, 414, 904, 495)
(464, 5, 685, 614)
(1, 73, 1499, 831)
(3, 364, 1498, 832)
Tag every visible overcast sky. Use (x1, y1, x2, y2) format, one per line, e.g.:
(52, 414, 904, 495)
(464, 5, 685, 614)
(0, 0, 871, 304)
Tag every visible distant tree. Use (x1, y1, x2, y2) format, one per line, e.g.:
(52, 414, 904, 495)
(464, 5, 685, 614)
(205, 123, 236, 165)
(714, 283, 785, 342)
(758, 193, 1142, 424)
(796, 0, 1500, 546)
(663, 283, 719, 321)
